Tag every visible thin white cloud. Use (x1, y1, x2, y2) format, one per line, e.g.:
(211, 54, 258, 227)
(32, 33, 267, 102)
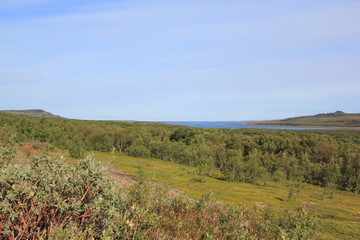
(0, 69, 42, 84)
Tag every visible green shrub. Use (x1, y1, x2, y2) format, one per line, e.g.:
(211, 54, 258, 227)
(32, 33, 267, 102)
(278, 208, 316, 239)
(0, 155, 125, 239)
(68, 144, 85, 159)
(273, 169, 287, 182)
(126, 145, 151, 158)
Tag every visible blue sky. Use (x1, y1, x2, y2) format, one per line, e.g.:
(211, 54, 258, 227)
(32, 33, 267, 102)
(1, 0, 359, 120)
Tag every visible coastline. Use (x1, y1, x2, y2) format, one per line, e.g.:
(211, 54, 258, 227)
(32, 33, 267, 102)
(233, 122, 360, 130)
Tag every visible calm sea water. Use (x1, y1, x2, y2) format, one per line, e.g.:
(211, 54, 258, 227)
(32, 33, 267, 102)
(161, 121, 331, 130)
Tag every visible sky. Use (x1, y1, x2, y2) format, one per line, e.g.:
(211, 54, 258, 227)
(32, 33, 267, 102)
(1, 0, 359, 121)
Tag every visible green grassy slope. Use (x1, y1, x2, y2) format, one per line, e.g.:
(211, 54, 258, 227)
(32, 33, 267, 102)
(243, 111, 360, 127)
(92, 151, 360, 240)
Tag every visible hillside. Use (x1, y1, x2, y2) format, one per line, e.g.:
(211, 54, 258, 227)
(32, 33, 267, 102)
(0, 109, 63, 118)
(245, 111, 360, 127)
(1, 111, 360, 239)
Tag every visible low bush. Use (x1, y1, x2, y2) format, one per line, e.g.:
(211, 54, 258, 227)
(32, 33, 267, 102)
(0, 145, 16, 167)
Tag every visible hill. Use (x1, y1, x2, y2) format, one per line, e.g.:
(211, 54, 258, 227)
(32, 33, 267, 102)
(245, 111, 360, 127)
(0, 109, 63, 118)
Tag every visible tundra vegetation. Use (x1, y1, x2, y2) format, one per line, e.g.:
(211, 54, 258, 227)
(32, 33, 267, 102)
(1, 112, 358, 193)
(0, 112, 359, 239)
(0, 146, 315, 239)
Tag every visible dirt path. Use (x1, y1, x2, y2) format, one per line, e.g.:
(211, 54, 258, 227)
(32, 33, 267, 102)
(105, 162, 185, 197)
(106, 163, 134, 188)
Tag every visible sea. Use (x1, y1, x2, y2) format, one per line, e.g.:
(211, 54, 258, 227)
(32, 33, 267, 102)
(160, 121, 332, 130)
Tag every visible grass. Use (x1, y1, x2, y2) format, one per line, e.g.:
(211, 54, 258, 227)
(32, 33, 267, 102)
(91, 151, 360, 240)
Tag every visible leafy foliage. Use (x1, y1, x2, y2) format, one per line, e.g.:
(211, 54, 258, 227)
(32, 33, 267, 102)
(0, 154, 125, 239)
(0, 145, 16, 167)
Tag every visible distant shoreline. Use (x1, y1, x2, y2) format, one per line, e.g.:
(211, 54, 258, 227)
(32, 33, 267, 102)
(233, 122, 360, 130)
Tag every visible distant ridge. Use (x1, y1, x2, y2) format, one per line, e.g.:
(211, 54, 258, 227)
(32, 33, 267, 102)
(0, 109, 63, 118)
(242, 111, 360, 128)
(280, 111, 347, 121)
